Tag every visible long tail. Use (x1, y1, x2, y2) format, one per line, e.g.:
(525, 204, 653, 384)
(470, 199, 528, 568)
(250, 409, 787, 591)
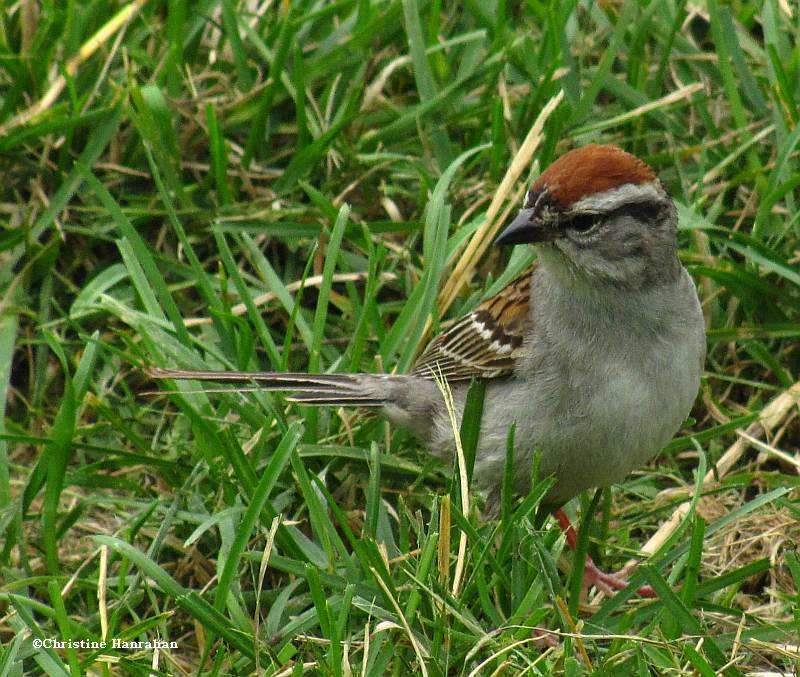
(145, 366, 389, 406)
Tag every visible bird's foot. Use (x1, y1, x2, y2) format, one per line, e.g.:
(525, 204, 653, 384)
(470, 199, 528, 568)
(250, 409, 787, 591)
(581, 556, 655, 598)
(554, 509, 655, 598)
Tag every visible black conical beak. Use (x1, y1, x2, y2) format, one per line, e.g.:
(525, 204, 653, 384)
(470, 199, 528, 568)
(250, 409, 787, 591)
(495, 207, 556, 246)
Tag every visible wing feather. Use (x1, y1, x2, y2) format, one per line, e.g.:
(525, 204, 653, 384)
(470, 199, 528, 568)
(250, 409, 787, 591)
(412, 265, 534, 381)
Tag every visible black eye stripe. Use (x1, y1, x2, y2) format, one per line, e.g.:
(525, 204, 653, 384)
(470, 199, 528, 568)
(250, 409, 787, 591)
(609, 200, 665, 222)
(562, 199, 664, 231)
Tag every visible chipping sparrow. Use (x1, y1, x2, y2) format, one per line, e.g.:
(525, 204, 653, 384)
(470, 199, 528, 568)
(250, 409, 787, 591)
(150, 144, 706, 516)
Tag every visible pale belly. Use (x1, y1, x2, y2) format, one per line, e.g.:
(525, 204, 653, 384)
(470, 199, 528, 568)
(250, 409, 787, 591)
(431, 349, 701, 506)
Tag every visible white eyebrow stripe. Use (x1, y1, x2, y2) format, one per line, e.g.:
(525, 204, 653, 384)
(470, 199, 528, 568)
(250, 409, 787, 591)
(569, 181, 666, 214)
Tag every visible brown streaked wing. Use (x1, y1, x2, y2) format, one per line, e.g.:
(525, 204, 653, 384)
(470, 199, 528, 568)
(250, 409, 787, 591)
(411, 265, 535, 381)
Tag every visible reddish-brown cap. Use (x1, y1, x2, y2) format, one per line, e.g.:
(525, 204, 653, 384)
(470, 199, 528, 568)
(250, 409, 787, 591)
(532, 144, 658, 208)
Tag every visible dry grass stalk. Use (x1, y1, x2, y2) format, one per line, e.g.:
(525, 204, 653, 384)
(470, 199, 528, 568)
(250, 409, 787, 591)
(434, 89, 565, 321)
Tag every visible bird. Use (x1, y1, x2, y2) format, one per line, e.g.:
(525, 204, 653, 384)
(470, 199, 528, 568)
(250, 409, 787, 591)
(149, 144, 706, 592)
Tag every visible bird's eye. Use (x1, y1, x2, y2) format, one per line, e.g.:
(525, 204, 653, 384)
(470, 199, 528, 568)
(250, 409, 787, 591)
(567, 213, 597, 233)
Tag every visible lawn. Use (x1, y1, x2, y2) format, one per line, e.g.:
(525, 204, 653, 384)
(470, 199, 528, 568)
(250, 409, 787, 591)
(1, 0, 799, 675)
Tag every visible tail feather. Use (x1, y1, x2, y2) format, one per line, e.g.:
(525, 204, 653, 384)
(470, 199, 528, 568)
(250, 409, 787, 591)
(288, 394, 387, 406)
(146, 366, 388, 407)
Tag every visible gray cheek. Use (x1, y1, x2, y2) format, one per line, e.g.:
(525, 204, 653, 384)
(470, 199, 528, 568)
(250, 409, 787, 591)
(616, 231, 646, 259)
(592, 216, 645, 258)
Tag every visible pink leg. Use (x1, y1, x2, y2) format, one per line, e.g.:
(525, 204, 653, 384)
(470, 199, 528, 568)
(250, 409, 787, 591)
(554, 509, 656, 598)
(531, 627, 560, 649)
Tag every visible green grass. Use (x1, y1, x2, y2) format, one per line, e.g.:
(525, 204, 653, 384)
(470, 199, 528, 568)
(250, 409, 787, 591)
(2, 0, 800, 674)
